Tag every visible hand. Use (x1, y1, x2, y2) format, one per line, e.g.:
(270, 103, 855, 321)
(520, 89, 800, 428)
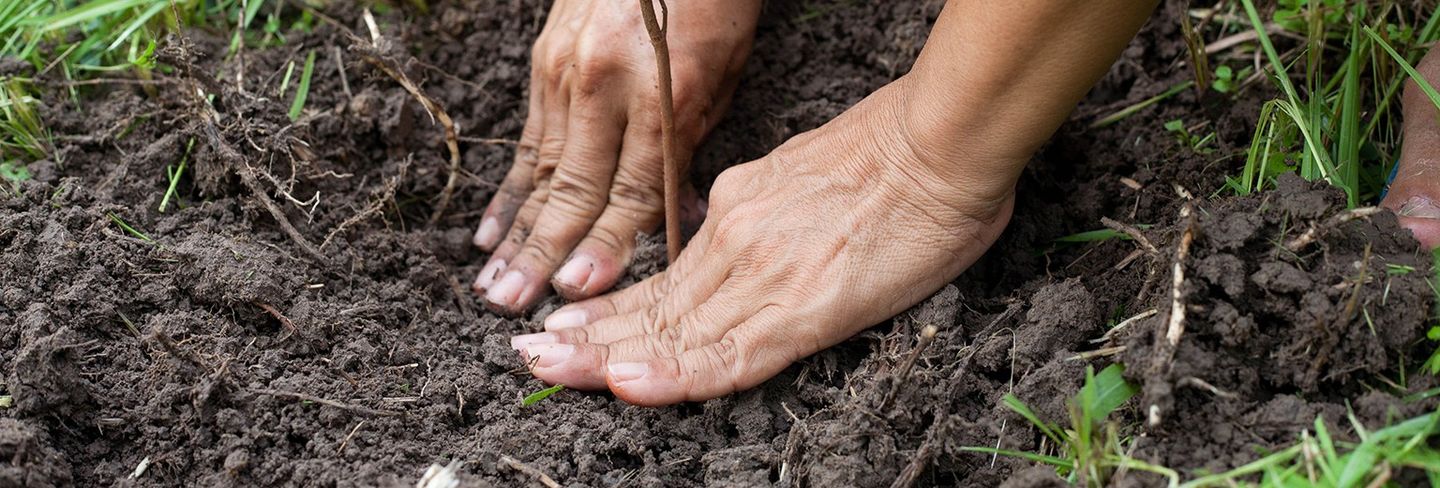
(473, 0, 761, 314)
(508, 80, 1018, 405)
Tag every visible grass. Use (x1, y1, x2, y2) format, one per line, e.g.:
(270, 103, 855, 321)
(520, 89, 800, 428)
(1183, 410, 1440, 487)
(288, 49, 316, 121)
(107, 212, 153, 243)
(1223, 0, 1440, 206)
(158, 137, 196, 212)
(963, 364, 1178, 487)
(970, 363, 1440, 486)
(521, 384, 564, 406)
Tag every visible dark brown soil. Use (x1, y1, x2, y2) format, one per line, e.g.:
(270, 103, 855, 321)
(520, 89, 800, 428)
(2, 0, 1436, 486)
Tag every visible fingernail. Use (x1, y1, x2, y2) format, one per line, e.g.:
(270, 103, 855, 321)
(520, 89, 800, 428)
(474, 217, 502, 248)
(1400, 196, 1440, 219)
(607, 362, 649, 383)
(553, 255, 595, 291)
(485, 270, 526, 307)
(510, 332, 557, 351)
(475, 259, 507, 290)
(525, 343, 574, 368)
(544, 308, 589, 330)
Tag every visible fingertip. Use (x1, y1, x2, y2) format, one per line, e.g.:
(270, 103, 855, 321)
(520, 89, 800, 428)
(474, 217, 503, 250)
(606, 360, 676, 406)
(482, 269, 549, 315)
(553, 251, 624, 300)
(474, 259, 508, 295)
(543, 307, 589, 331)
(528, 343, 608, 390)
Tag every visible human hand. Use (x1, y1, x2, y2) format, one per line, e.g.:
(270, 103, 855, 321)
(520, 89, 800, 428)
(508, 80, 1019, 405)
(473, 0, 761, 314)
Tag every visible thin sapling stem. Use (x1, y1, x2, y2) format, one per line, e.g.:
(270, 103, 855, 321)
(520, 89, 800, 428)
(637, 0, 682, 263)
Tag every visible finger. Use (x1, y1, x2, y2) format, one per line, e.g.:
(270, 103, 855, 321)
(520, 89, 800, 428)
(552, 121, 665, 300)
(515, 283, 748, 390)
(606, 310, 798, 406)
(472, 179, 549, 296)
(603, 284, 752, 364)
(487, 101, 626, 313)
(473, 67, 545, 251)
(541, 222, 714, 330)
(515, 341, 611, 391)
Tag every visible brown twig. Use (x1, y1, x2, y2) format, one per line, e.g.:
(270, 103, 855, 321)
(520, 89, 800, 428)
(1101, 217, 1158, 255)
(637, 0, 682, 263)
(335, 420, 366, 454)
(881, 324, 938, 410)
(889, 416, 943, 488)
(499, 455, 561, 488)
(352, 10, 462, 228)
(253, 300, 298, 339)
(198, 117, 327, 263)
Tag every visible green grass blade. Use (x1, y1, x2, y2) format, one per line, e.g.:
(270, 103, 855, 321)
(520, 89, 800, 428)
(1078, 363, 1137, 422)
(107, 212, 153, 242)
(1001, 393, 1064, 447)
(1366, 26, 1440, 112)
(105, 1, 167, 52)
(521, 384, 564, 406)
(1335, 12, 1363, 208)
(38, 0, 153, 32)
(1240, 0, 1300, 101)
(287, 50, 315, 121)
(1089, 80, 1194, 129)
(158, 137, 195, 212)
(960, 447, 1072, 468)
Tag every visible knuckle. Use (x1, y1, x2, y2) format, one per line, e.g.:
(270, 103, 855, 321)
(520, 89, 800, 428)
(640, 306, 664, 335)
(609, 176, 664, 214)
(518, 232, 564, 264)
(650, 326, 684, 357)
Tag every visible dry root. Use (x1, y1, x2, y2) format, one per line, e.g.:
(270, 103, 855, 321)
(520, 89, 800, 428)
(351, 10, 462, 228)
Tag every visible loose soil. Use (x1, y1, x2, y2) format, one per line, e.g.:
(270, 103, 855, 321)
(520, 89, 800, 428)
(2, 0, 1437, 486)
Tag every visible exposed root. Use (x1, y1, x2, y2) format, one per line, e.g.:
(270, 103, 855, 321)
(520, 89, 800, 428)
(321, 155, 409, 249)
(1145, 202, 1196, 428)
(1178, 377, 1238, 399)
(247, 388, 399, 417)
(253, 300, 298, 340)
(1092, 308, 1158, 344)
(1163, 204, 1195, 346)
(777, 418, 807, 487)
(1307, 243, 1372, 385)
(1101, 216, 1158, 255)
(637, 0, 683, 263)
(881, 324, 938, 411)
(351, 10, 462, 227)
(335, 420, 366, 454)
(498, 455, 561, 488)
(1283, 206, 1384, 253)
(889, 416, 943, 488)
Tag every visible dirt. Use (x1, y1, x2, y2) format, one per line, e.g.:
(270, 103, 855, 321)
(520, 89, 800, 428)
(2, 0, 1437, 487)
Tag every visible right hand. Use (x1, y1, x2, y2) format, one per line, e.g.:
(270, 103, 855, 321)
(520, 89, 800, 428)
(472, 0, 761, 315)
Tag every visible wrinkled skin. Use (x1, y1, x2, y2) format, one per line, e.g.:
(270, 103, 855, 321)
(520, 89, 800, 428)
(496, 0, 1160, 405)
(472, 0, 760, 313)
(510, 81, 1015, 405)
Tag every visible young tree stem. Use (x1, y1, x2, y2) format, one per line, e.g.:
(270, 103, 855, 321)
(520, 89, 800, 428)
(637, 0, 682, 263)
